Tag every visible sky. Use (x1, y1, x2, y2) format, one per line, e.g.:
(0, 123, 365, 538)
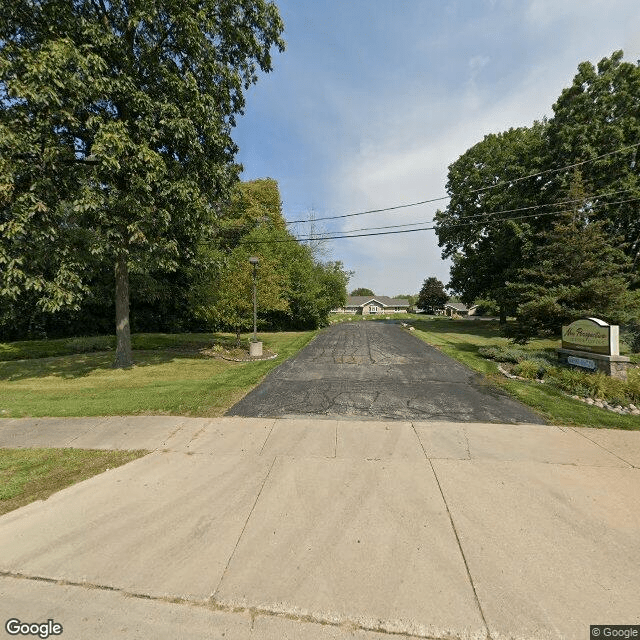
(233, 0, 640, 297)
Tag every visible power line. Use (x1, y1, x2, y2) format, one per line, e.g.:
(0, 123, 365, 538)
(284, 195, 450, 225)
(283, 141, 640, 225)
(242, 196, 640, 244)
(299, 187, 639, 236)
(465, 142, 640, 195)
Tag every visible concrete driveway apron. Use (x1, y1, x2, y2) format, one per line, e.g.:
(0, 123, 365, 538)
(227, 321, 544, 423)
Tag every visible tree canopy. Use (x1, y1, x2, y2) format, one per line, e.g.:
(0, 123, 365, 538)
(0, 0, 285, 365)
(548, 50, 640, 272)
(417, 277, 448, 313)
(350, 287, 375, 297)
(434, 50, 640, 332)
(189, 179, 350, 334)
(434, 122, 549, 322)
(506, 171, 639, 342)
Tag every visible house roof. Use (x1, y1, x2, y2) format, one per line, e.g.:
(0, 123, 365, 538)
(444, 302, 477, 312)
(346, 296, 410, 308)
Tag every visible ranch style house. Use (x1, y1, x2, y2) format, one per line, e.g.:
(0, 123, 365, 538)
(332, 296, 410, 315)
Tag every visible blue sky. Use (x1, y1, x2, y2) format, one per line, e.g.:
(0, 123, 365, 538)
(234, 0, 640, 297)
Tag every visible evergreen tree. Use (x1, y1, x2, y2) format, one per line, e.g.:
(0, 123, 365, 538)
(548, 51, 640, 275)
(507, 171, 639, 342)
(417, 277, 449, 314)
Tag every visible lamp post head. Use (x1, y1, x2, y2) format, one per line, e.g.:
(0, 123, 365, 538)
(249, 256, 259, 265)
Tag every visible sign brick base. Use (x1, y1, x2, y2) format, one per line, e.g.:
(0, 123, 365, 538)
(557, 348, 630, 381)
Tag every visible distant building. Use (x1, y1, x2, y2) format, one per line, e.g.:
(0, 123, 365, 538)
(443, 302, 478, 317)
(332, 296, 410, 315)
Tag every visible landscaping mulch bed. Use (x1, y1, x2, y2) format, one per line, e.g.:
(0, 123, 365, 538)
(199, 346, 278, 362)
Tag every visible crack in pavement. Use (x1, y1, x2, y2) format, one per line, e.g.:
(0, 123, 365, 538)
(227, 323, 544, 423)
(0, 571, 483, 640)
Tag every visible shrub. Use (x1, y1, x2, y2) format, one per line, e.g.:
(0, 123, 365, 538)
(545, 366, 640, 405)
(621, 319, 640, 354)
(627, 368, 640, 404)
(548, 367, 591, 397)
(582, 371, 627, 403)
(513, 357, 555, 379)
(478, 345, 527, 363)
(65, 336, 114, 353)
(513, 360, 541, 379)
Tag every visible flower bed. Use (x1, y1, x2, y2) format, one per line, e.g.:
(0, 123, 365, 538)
(481, 345, 640, 415)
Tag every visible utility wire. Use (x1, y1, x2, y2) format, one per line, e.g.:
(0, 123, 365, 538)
(285, 195, 450, 224)
(241, 196, 640, 244)
(284, 141, 640, 225)
(302, 187, 640, 236)
(202, 188, 638, 243)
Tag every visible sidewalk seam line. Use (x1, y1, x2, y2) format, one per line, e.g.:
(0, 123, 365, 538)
(412, 423, 492, 640)
(64, 416, 110, 447)
(568, 427, 635, 468)
(258, 419, 277, 455)
(211, 455, 278, 599)
(0, 570, 444, 639)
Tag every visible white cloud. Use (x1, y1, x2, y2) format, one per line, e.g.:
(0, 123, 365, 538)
(314, 0, 640, 295)
(239, 0, 640, 295)
(329, 69, 563, 293)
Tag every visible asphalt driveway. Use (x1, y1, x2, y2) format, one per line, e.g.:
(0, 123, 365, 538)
(227, 321, 544, 423)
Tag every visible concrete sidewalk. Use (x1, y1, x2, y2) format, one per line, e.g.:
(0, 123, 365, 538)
(1, 416, 639, 639)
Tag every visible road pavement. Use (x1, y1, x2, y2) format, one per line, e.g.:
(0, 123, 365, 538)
(226, 321, 544, 423)
(1, 415, 639, 639)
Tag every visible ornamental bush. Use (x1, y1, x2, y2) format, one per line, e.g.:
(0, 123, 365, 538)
(477, 345, 527, 363)
(513, 357, 555, 379)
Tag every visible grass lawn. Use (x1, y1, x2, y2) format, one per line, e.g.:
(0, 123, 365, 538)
(407, 317, 640, 430)
(329, 312, 425, 324)
(0, 447, 147, 515)
(0, 331, 316, 418)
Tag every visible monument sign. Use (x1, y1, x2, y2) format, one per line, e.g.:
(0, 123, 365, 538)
(558, 317, 629, 380)
(561, 317, 619, 355)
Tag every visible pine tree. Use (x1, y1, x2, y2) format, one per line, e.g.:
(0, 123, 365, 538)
(507, 171, 639, 342)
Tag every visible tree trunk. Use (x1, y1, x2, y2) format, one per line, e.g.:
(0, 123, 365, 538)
(114, 255, 133, 368)
(499, 305, 507, 325)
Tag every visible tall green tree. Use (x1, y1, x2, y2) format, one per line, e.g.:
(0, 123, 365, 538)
(350, 287, 375, 296)
(0, 0, 285, 366)
(192, 240, 289, 342)
(417, 277, 448, 313)
(506, 171, 639, 342)
(434, 122, 550, 322)
(548, 50, 640, 274)
(190, 179, 351, 334)
(189, 179, 290, 337)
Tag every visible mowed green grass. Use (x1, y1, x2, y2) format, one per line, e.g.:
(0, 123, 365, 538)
(0, 331, 316, 418)
(0, 447, 147, 515)
(408, 317, 640, 430)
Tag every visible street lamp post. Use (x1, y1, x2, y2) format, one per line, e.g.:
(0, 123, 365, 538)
(248, 256, 262, 357)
